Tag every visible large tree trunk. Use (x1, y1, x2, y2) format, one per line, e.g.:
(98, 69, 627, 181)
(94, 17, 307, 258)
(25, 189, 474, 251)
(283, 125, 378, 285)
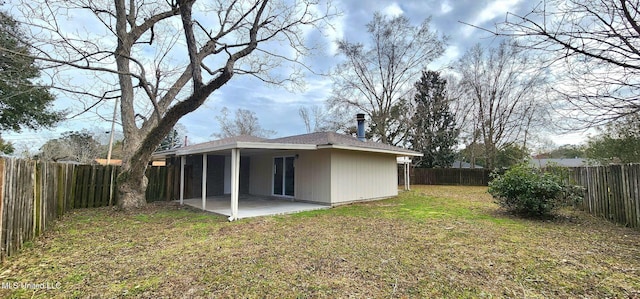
(115, 64, 237, 209)
(117, 136, 149, 209)
(114, 0, 263, 209)
(117, 166, 148, 209)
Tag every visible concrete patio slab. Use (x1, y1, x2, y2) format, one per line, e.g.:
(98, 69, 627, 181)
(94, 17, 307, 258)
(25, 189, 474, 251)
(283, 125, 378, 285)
(180, 195, 329, 219)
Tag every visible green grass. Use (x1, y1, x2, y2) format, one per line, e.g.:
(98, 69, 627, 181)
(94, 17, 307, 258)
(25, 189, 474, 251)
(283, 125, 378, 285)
(0, 185, 638, 298)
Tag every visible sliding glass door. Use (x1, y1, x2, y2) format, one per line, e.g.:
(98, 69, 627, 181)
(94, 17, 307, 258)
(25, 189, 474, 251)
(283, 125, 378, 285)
(273, 156, 295, 196)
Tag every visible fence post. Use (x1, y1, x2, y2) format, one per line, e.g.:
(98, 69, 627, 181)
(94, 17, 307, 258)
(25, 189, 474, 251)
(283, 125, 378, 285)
(34, 161, 41, 237)
(0, 158, 4, 261)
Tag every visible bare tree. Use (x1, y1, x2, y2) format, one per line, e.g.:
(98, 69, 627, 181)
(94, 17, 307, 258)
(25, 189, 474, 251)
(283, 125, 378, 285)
(488, 0, 640, 128)
(454, 41, 547, 169)
(213, 107, 275, 138)
(8, 0, 335, 208)
(329, 12, 446, 145)
(39, 131, 102, 164)
(298, 105, 346, 133)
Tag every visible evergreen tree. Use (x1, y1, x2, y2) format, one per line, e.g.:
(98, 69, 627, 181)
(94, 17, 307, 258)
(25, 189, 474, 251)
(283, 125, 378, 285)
(585, 113, 640, 164)
(156, 128, 183, 152)
(410, 70, 459, 168)
(0, 135, 14, 155)
(0, 12, 62, 131)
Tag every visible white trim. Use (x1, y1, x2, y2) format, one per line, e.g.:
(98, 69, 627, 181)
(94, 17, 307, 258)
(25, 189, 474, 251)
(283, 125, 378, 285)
(317, 144, 423, 157)
(404, 162, 410, 191)
(168, 142, 419, 157)
(202, 154, 207, 211)
(229, 148, 240, 221)
(174, 142, 316, 156)
(238, 142, 316, 150)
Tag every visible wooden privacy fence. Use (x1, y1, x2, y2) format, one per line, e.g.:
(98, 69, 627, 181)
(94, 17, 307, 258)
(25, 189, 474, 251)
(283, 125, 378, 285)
(399, 166, 491, 186)
(0, 157, 170, 260)
(567, 164, 640, 229)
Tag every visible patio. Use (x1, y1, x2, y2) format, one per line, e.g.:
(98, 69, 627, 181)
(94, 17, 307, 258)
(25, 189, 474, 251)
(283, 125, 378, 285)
(180, 195, 329, 219)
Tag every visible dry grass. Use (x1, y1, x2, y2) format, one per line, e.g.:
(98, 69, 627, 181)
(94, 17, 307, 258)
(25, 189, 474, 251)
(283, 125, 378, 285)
(1, 185, 639, 298)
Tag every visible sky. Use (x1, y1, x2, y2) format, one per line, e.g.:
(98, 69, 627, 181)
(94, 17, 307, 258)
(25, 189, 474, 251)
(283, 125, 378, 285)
(3, 0, 592, 155)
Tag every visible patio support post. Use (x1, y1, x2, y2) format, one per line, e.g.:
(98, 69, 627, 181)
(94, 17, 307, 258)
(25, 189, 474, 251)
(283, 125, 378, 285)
(404, 160, 410, 191)
(202, 154, 207, 211)
(180, 156, 185, 205)
(229, 148, 240, 221)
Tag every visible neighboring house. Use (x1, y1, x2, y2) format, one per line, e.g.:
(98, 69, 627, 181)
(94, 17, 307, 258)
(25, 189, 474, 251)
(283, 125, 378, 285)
(450, 160, 483, 169)
(95, 158, 123, 166)
(153, 124, 421, 220)
(528, 158, 588, 168)
(95, 158, 166, 166)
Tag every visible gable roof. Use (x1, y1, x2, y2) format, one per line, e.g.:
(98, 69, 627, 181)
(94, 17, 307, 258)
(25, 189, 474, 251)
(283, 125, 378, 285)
(154, 132, 421, 158)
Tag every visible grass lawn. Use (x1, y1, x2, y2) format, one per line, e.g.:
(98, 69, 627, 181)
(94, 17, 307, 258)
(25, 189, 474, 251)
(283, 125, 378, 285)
(1, 185, 639, 298)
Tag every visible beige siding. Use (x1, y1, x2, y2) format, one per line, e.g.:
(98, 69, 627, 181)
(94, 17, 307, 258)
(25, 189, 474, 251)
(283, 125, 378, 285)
(248, 150, 332, 203)
(330, 150, 398, 204)
(295, 149, 332, 204)
(248, 154, 272, 196)
(249, 149, 397, 204)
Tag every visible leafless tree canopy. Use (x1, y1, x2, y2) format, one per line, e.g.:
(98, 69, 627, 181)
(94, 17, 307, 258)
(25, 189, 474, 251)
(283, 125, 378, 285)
(329, 12, 446, 145)
(213, 107, 275, 138)
(38, 131, 102, 164)
(491, 0, 640, 128)
(298, 105, 348, 133)
(7, 0, 336, 208)
(453, 41, 548, 169)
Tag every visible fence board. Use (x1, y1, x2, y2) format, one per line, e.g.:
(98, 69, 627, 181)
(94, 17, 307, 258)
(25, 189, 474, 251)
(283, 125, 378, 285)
(567, 164, 640, 229)
(0, 159, 4, 260)
(399, 167, 491, 186)
(0, 157, 170, 260)
(89, 166, 96, 207)
(100, 166, 110, 207)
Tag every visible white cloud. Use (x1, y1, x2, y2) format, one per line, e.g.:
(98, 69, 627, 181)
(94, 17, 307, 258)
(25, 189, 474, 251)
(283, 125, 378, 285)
(382, 3, 404, 17)
(462, 0, 522, 37)
(325, 13, 346, 55)
(440, 1, 453, 14)
(430, 45, 461, 70)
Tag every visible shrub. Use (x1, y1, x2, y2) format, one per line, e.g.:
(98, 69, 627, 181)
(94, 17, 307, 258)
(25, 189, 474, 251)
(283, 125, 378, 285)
(488, 163, 575, 216)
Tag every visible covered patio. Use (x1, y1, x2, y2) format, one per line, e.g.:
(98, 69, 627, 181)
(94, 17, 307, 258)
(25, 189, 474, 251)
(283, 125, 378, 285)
(181, 195, 328, 219)
(152, 133, 419, 221)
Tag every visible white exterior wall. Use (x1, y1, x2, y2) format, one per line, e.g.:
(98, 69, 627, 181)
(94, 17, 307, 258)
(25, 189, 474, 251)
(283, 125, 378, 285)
(330, 150, 398, 204)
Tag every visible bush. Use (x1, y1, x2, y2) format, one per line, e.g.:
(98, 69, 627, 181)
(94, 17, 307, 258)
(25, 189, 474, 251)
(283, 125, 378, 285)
(488, 163, 577, 216)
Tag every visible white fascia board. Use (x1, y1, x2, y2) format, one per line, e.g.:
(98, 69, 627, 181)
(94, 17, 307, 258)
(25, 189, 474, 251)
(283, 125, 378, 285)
(317, 144, 423, 157)
(151, 149, 177, 159)
(172, 142, 317, 156)
(236, 142, 317, 150)
(174, 144, 235, 156)
(151, 152, 170, 159)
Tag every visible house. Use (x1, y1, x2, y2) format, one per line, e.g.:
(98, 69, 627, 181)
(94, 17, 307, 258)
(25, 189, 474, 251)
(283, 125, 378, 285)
(528, 158, 588, 168)
(451, 160, 483, 169)
(153, 115, 421, 220)
(95, 159, 166, 166)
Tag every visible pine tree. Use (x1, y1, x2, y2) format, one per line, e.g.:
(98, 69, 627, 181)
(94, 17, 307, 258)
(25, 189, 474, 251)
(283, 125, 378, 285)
(156, 129, 183, 152)
(0, 12, 62, 132)
(410, 70, 459, 168)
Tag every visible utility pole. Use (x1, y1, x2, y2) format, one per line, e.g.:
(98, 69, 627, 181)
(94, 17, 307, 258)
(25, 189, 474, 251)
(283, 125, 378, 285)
(106, 98, 118, 165)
